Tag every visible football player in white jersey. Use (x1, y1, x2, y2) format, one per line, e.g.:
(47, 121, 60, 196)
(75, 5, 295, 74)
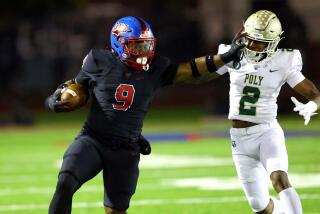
(208, 10, 320, 214)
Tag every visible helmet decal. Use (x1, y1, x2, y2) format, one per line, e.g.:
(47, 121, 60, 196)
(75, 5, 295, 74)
(140, 28, 152, 38)
(135, 17, 153, 39)
(111, 23, 129, 37)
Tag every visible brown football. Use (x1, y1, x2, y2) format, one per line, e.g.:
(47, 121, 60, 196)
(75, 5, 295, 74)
(60, 83, 88, 110)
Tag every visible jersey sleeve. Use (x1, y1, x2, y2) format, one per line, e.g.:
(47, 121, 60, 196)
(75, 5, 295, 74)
(215, 44, 230, 75)
(75, 50, 98, 88)
(285, 50, 305, 88)
(158, 57, 179, 87)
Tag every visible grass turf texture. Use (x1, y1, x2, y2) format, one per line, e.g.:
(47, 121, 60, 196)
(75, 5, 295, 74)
(0, 107, 320, 213)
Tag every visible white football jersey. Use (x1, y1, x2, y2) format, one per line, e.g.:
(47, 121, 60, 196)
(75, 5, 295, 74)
(217, 45, 305, 123)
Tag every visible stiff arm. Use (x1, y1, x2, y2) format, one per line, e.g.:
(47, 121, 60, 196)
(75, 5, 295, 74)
(173, 55, 224, 84)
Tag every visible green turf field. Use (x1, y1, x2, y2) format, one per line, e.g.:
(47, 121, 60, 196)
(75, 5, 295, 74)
(0, 108, 320, 213)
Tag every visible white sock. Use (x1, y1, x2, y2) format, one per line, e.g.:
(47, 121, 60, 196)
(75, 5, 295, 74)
(271, 197, 285, 214)
(279, 187, 303, 214)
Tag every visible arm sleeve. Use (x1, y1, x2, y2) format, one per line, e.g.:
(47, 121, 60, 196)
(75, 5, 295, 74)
(75, 50, 98, 88)
(285, 50, 305, 88)
(158, 57, 179, 87)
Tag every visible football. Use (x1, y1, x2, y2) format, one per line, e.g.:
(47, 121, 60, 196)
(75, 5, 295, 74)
(60, 83, 88, 110)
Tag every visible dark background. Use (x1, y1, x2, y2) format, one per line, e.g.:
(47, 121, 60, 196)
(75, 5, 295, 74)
(0, 0, 319, 125)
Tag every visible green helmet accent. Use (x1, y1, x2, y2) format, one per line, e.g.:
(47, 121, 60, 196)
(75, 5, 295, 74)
(243, 10, 283, 63)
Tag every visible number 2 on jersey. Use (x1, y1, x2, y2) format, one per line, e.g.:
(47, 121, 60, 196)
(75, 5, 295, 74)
(113, 84, 135, 111)
(239, 86, 260, 116)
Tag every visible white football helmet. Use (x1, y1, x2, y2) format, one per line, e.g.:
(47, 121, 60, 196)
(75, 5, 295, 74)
(243, 10, 283, 63)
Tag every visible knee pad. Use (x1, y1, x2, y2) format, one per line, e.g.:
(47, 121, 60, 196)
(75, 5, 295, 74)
(247, 196, 269, 212)
(56, 172, 80, 195)
(242, 181, 270, 212)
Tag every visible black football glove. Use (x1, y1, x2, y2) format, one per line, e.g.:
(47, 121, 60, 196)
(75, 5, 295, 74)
(220, 32, 247, 64)
(45, 88, 71, 113)
(137, 135, 151, 155)
(45, 79, 77, 112)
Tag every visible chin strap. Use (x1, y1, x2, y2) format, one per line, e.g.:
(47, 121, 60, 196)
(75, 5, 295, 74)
(121, 57, 151, 71)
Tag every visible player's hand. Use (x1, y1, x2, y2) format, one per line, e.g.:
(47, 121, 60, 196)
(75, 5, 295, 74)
(291, 97, 318, 125)
(45, 88, 72, 113)
(220, 32, 247, 64)
(137, 135, 151, 155)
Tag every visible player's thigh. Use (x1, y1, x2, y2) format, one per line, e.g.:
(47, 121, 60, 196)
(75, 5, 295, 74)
(60, 134, 103, 184)
(230, 130, 261, 159)
(102, 147, 140, 211)
(232, 154, 267, 183)
(260, 124, 288, 175)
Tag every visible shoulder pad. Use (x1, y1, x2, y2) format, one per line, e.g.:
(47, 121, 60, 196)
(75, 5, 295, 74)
(90, 49, 118, 68)
(277, 48, 301, 60)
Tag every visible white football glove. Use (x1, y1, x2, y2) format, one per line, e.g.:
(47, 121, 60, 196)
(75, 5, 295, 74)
(291, 97, 318, 125)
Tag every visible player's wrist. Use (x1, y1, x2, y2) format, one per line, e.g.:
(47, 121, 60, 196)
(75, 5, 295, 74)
(312, 97, 320, 110)
(219, 52, 235, 64)
(306, 100, 318, 112)
(57, 79, 77, 90)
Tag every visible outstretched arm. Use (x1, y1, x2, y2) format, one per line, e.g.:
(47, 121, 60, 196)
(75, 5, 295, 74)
(174, 34, 246, 84)
(291, 78, 320, 125)
(174, 55, 223, 84)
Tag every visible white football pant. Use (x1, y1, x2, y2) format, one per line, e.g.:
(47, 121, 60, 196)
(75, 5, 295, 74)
(230, 120, 288, 212)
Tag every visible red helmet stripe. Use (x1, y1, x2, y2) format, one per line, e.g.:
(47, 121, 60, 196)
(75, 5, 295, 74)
(135, 16, 147, 34)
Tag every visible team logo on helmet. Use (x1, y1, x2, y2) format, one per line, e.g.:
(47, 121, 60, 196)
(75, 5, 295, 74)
(112, 23, 129, 36)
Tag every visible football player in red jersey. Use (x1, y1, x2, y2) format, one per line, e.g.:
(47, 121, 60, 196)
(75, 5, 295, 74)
(45, 16, 244, 214)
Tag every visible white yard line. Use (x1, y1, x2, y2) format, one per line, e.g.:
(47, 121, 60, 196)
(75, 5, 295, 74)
(1, 173, 320, 196)
(162, 173, 320, 190)
(1, 154, 319, 178)
(0, 194, 319, 212)
(0, 155, 233, 175)
(0, 184, 173, 196)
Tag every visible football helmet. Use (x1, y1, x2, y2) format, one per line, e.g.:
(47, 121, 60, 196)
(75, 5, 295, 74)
(243, 10, 283, 63)
(110, 16, 156, 71)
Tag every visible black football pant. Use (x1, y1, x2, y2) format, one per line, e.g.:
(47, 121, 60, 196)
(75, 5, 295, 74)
(48, 173, 80, 214)
(49, 134, 140, 213)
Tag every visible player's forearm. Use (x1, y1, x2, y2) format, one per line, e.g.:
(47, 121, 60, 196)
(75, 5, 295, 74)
(294, 78, 320, 110)
(174, 55, 222, 84)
